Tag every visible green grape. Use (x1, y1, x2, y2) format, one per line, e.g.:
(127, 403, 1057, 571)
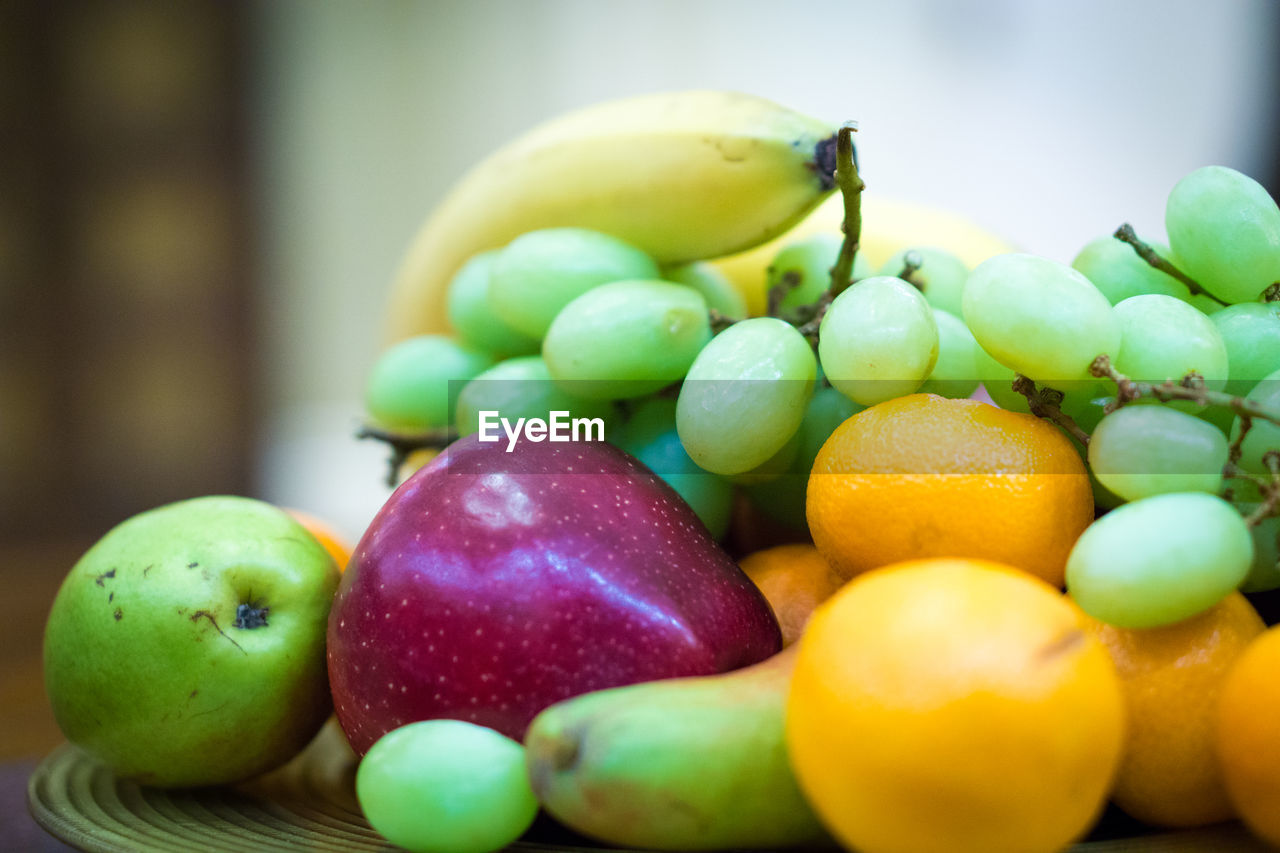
(366, 335, 495, 431)
(1237, 505, 1280, 593)
(742, 385, 863, 531)
(677, 317, 815, 476)
(766, 234, 872, 314)
(612, 396, 733, 539)
(663, 261, 748, 320)
(973, 343, 1028, 412)
(488, 228, 659, 339)
(1187, 293, 1227, 315)
(1071, 234, 1192, 305)
(1089, 467, 1126, 512)
(1195, 403, 1237, 438)
(1057, 388, 1114, 436)
(542, 279, 710, 400)
(455, 356, 613, 439)
(445, 251, 542, 358)
(356, 719, 538, 853)
(1229, 367, 1280, 476)
(962, 253, 1119, 384)
(1165, 165, 1280, 304)
(1211, 302, 1280, 397)
(918, 308, 979, 399)
(1065, 492, 1254, 629)
(726, 430, 801, 486)
(1087, 405, 1228, 501)
(1113, 294, 1229, 391)
(1194, 298, 1254, 436)
(818, 276, 938, 406)
(877, 246, 969, 317)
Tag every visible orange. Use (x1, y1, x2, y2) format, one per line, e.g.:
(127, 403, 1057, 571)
(1080, 592, 1265, 828)
(285, 508, 354, 572)
(1217, 624, 1280, 845)
(738, 544, 845, 646)
(806, 393, 1093, 587)
(786, 558, 1125, 853)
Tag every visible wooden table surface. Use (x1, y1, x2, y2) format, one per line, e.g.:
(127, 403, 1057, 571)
(0, 542, 88, 851)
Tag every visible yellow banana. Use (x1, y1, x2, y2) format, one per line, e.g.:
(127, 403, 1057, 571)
(385, 90, 837, 342)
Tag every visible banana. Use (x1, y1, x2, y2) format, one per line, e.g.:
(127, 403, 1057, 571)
(385, 90, 838, 341)
(524, 645, 834, 851)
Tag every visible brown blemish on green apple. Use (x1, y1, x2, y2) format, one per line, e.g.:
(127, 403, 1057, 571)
(113, 608, 122, 621)
(190, 609, 246, 654)
(94, 569, 116, 587)
(187, 561, 199, 569)
(189, 701, 231, 720)
(233, 599, 270, 630)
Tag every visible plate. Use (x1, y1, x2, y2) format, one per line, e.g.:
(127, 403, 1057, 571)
(27, 720, 1268, 852)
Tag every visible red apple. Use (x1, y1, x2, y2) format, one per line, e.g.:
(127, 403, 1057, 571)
(327, 435, 780, 754)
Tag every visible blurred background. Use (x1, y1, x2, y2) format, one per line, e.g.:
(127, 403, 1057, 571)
(0, 0, 1277, 764)
(3, 0, 1279, 548)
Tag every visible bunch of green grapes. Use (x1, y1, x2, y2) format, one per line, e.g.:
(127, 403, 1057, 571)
(362, 166, 1280, 626)
(1005, 164, 1280, 629)
(362, 226, 747, 533)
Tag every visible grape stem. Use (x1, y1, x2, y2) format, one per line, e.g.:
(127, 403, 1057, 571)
(1011, 375, 1092, 446)
(897, 250, 924, 290)
(766, 270, 803, 317)
(1089, 355, 1280, 426)
(793, 291, 834, 345)
(1111, 223, 1226, 306)
(1218, 415, 1280, 525)
(356, 423, 456, 487)
(707, 308, 736, 335)
(828, 122, 865, 299)
(1228, 416, 1253, 467)
(1090, 354, 1280, 526)
(1234, 453, 1280, 527)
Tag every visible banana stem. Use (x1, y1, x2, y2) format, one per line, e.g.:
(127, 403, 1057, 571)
(828, 122, 864, 299)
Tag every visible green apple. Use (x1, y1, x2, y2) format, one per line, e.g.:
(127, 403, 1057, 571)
(43, 495, 340, 787)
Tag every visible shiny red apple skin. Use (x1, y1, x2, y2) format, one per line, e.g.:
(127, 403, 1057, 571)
(327, 435, 781, 754)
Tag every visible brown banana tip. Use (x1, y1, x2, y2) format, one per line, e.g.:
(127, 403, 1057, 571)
(811, 132, 845, 191)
